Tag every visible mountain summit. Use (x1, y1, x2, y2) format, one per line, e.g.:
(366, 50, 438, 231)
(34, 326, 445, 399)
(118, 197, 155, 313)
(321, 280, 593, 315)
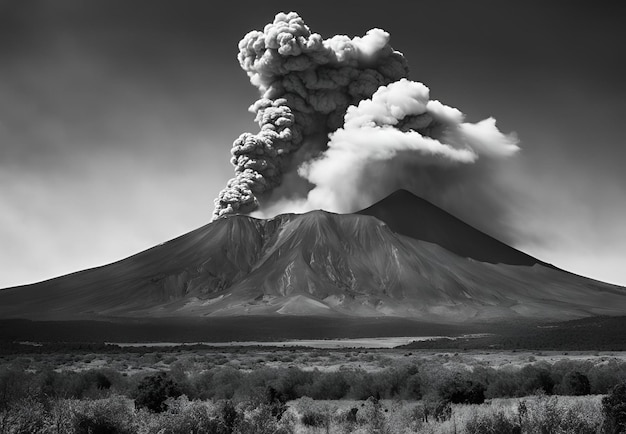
(358, 190, 540, 266)
(1, 190, 625, 322)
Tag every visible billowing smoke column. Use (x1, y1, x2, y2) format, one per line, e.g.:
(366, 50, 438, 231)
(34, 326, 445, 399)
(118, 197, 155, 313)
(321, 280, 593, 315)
(214, 12, 520, 241)
(212, 12, 408, 219)
(300, 79, 520, 220)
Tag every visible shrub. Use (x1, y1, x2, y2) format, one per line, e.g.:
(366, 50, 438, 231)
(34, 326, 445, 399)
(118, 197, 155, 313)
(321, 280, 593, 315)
(210, 367, 244, 400)
(277, 367, 313, 401)
(560, 403, 601, 434)
(235, 403, 283, 434)
(346, 370, 378, 400)
(603, 381, 626, 434)
(520, 394, 603, 434)
(385, 403, 426, 434)
(400, 372, 422, 399)
(486, 368, 522, 398)
(93, 372, 112, 391)
(523, 394, 562, 433)
(0, 369, 36, 410)
(301, 410, 326, 427)
(358, 396, 387, 433)
(221, 399, 241, 433)
(46, 398, 75, 433)
(142, 396, 225, 434)
(56, 369, 118, 399)
(560, 370, 591, 396)
(307, 371, 350, 400)
(439, 373, 486, 405)
(520, 365, 555, 395)
(133, 371, 181, 412)
(433, 399, 452, 422)
(0, 397, 47, 434)
(72, 396, 136, 434)
(465, 409, 521, 434)
(589, 360, 626, 394)
(294, 397, 331, 430)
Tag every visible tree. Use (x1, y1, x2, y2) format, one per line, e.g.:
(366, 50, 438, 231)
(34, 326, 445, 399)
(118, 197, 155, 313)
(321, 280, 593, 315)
(133, 372, 181, 413)
(520, 365, 555, 395)
(559, 371, 590, 396)
(439, 374, 486, 405)
(603, 381, 626, 434)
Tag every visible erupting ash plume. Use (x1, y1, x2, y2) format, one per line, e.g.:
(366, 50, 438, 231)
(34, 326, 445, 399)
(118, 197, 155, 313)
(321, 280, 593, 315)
(212, 12, 408, 219)
(213, 12, 519, 240)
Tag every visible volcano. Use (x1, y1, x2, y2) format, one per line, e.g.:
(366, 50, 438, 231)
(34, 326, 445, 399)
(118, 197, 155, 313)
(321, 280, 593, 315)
(1, 190, 625, 323)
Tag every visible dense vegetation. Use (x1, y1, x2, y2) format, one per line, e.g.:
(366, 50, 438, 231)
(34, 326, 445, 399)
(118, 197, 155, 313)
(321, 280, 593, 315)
(1, 352, 626, 433)
(2, 358, 626, 405)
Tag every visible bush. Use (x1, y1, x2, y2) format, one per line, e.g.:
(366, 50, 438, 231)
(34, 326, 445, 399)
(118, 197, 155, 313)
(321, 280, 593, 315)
(520, 394, 603, 434)
(0, 369, 36, 409)
(141, 396, 226, 434)
(235, 404, 284, 434)
(294, 397, 331, 430)
(465, 409, 521, 434)
(301, 410, 326, 427)
(358, 396, 388, 433)
(560, 371, 591, 396)
(277, 367, 313, 401)
(210, 367, 244, 400)
(133, 371, 181, 413)
(0, 397, 47, 433)
(55, 369, 118, 399)
(486, 368, 522, 398)
(307, 371, 349, 400)
(72, 396, 136, 434)
(522, 394, 562, 433)
(259, 386, 288, 421)
(433, 399, 452, 422)
(520, 365, 555, 395)
(439, 373, 486, 405)
(221, 399, 242, 433)
(589, 360, 626, 394)
(400, 372, 422, 399)
(603, 381, 626, 434)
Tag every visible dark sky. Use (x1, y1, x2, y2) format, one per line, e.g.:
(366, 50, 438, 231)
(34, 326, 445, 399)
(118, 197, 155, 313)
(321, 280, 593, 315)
(1, 1, 625, 287)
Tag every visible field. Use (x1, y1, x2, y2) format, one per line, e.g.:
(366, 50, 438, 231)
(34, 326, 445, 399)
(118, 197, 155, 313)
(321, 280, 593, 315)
(2, 341, 626, 433)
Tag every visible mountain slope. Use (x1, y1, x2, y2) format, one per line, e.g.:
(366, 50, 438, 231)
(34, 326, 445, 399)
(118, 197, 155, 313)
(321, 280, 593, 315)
(357, 189, 540, 266)
(1, 191, 625, 322)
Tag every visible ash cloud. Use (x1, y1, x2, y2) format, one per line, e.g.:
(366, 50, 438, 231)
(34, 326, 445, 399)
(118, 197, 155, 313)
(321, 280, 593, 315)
(212, 12, 408, 219)
(213, 12, 520, 241)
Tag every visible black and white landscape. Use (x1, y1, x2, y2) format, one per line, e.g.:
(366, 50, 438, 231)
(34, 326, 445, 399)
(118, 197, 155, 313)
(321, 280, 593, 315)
(2, 189, 625, 324)
(2, 3, 626, 433)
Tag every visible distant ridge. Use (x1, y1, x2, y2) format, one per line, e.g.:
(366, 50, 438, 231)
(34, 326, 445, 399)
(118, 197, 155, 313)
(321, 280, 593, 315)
(358, 189, 540, 266)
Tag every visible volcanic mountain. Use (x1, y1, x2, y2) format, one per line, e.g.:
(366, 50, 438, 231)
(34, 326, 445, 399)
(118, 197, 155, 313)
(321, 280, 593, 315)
(1, 190, 625, 323)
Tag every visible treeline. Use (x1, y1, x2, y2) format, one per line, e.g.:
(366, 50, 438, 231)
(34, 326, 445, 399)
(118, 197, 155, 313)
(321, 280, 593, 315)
(2, 357, 626, 408)
(2, 360, 626, 433)
(0, 341, 245, 356)
(403, 316, 626, 351)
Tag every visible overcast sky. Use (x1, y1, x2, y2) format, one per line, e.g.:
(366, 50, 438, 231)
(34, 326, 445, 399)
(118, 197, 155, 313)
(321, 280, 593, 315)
(1, 0, 625, 288)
